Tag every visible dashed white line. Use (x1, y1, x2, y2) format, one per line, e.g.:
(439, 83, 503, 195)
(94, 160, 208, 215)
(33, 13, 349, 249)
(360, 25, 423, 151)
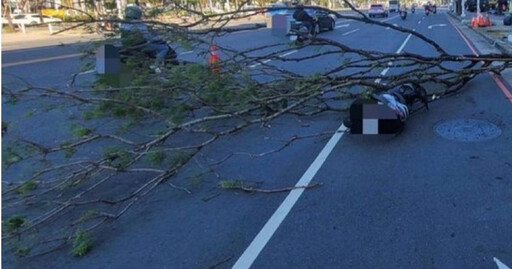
(179, 51, 194, 55)
(342, 28, 360, 36)
(335, 23, 350, 29)
(279, 50, 298, 57)
(375, 33, 412, 83)
(418, 20, 422, 24)
(249, 50, 298, 68)
(231, 124, 347, 269)
(396, 33, 412, 53)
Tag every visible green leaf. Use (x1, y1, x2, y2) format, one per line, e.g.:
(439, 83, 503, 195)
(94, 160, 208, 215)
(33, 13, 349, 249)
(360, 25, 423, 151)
(148, 150, 166, 164)
(3, 215, 25, 232)
(71, 231, 92, 257)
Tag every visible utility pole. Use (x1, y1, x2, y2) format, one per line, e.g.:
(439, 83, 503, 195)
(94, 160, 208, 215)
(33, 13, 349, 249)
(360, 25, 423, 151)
(461, 0, 466, 16)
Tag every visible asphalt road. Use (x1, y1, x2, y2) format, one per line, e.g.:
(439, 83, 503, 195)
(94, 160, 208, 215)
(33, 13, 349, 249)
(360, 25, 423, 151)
(2, 10, 512, 269)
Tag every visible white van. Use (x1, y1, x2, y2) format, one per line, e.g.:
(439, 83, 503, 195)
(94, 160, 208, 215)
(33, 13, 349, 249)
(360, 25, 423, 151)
(389, 0, 400, 12)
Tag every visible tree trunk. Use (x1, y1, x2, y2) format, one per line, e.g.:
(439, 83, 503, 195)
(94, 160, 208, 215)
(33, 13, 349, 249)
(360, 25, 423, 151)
(2, 0, 15, 31)
(36, 0, 44, 23)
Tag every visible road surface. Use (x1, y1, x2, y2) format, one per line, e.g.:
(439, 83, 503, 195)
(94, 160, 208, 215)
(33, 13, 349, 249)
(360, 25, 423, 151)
(2, 10, 511, 269)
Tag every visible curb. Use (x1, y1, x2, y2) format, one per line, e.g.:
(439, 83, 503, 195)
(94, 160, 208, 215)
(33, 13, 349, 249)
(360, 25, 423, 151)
(447, 11, 512, 54)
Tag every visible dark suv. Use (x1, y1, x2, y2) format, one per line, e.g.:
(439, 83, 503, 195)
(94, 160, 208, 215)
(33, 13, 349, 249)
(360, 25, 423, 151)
(465, 0, 490, 12)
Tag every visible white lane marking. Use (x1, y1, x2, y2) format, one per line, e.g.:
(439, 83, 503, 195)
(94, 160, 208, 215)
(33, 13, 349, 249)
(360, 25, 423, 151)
(179, 50, 194, 55)
(494, 257, 511, 269)
(428, 23, 446, 29)
(418, 20, 422, 24)
(280, 50, 298, 57)
(393, 23, 398, 27)
(2, 53, 84, 67)
(374, 33, 412, 83)
(335, 23, 350, 29)
(75, 69, 95, 76)
(249, 50, 298, 68)
(396, 33, 412, 53)
(337, 19, 353, 23)
(342, 28, 360, 36)
(386, 27, 390, 30)
(232, 124, 347, 269)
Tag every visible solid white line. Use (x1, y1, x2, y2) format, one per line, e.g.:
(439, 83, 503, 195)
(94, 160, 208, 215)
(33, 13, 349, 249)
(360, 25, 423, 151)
(494, 257, 511, 269)
(232, 124, 347, 269)
(335, 24, 350, 29)
(342, 28, 360, 36)
(2, 53, 84, 67)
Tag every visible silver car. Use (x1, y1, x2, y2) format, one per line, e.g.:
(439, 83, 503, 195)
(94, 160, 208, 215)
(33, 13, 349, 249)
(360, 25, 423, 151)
(368, 4, 389, 18)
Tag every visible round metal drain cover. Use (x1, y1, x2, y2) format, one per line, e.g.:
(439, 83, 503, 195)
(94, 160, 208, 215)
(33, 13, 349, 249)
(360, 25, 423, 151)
(434, 119, 502, 142)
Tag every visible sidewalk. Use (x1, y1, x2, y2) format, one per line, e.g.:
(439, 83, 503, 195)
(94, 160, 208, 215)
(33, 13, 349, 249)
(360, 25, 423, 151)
(447, 11, 512, 91)
(448, 10, 512, 54)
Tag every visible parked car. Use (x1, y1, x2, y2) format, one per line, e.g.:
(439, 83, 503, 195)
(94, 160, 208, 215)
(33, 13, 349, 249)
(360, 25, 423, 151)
(465, 0, 490, 12)
(368, 4, 389, 17)
(1, 14, 62, 25)
(290, 8, 336, 34)
(389, 0, 400, 12)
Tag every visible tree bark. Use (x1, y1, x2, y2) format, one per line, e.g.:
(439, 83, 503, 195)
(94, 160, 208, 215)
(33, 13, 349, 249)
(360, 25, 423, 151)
(2, 0, 15, 31)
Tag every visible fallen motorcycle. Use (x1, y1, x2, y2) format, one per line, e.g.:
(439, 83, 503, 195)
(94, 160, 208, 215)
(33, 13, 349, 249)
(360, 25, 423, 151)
(343, 84, 429, 135)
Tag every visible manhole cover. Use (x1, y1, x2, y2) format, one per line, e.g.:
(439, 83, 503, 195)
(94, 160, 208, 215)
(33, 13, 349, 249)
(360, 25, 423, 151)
(434, 119, 502, 142)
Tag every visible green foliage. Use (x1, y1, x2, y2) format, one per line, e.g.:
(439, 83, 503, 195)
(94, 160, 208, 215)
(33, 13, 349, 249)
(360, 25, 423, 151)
(71, 124, 92, 137)
(360, 87, 374, 99)
(12, 245, 30, 257)
(148, 150, 166, 164)
(218, 180, 242, 189)
(17, 181, 37, 195)
(169, 151, 193, 168)
(60, 141, 77, 159)
(73, 210, 98, 225)
(3, 147, 21, 168)
(102, 147, 133, 169)
(71, 231, 92, 257)
(24, 109, 37, 118)
(187, 172, 203, 187)
(3, 215, 26, 233)
(83, 106, 105, 120)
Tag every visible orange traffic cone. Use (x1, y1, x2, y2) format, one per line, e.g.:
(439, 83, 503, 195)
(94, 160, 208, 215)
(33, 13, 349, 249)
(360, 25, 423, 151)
(209, 45, 220, 73)
(470, 16, 477, 27)
(477, 14, 484, 26)
(485, 14, 491, 26)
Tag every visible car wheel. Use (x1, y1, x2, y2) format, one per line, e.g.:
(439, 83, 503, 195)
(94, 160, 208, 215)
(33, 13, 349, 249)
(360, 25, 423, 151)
(314, 24, 320, 35)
